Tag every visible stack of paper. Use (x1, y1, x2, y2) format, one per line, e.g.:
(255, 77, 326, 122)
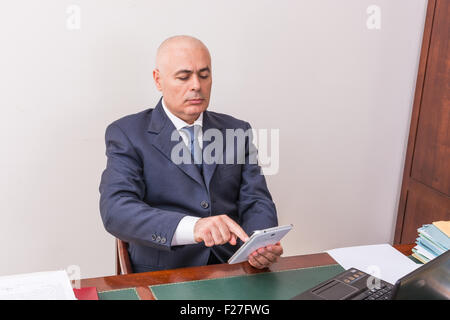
(326, 244, 421, 285)
(0, 270, 76, 300)
(412, 221, 450, 264)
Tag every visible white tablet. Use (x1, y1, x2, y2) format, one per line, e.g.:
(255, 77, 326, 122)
(227, 224, 293, 264)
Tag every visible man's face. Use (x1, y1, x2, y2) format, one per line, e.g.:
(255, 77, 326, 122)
(153, 41, 212, 124)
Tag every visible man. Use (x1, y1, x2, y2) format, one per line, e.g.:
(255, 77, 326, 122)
(99, 35, 283, 273)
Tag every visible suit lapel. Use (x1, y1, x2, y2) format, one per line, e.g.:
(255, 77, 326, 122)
(148, 98, 205, 187)
(202, 111, 225, 193)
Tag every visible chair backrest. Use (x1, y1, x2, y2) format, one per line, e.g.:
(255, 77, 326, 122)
(115, 238, 133, 275)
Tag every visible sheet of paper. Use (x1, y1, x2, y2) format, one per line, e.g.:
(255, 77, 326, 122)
(0, 270, 76, 300)
(433, 221, 450, 237)
(414, 244, 436, 261)
(326, 243, 421, 285)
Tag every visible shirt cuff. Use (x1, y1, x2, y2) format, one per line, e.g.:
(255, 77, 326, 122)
(171, 216, 201, 246)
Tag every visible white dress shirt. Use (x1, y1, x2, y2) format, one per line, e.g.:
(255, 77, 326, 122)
(161, 99, 202, 246)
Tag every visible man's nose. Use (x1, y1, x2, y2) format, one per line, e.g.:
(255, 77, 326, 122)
(190, 74, 201, 91)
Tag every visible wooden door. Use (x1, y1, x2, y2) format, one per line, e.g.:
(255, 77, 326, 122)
(394, 0, 450, 244)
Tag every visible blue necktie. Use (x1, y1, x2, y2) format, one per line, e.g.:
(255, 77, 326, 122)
(182, 125, 202, 172)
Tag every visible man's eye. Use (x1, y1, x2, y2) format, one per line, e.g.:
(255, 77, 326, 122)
(177, 74, 209, 80)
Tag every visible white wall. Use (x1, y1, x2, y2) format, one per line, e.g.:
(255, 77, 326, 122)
(0, 0, 428, 278)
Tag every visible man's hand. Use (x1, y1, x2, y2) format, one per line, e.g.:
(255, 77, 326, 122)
(248, 242, 283, 269)
(194, 215, 249, 247)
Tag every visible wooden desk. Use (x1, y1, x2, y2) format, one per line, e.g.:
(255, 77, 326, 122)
(79, 244, 415, 300)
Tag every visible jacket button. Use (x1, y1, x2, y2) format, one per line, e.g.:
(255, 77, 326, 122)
(200, 200, 209, 209)
(151, 234, 157, 241)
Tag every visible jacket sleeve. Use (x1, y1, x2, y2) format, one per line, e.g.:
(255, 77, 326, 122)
(99, 123, 185, 251)
(238, 122, 278, 234)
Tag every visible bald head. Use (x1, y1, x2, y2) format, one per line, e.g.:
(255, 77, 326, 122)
(153, 35, 213, 124)
(156, 35, 211, 75)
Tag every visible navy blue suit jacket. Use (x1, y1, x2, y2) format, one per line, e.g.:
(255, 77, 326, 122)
(99, 98, 278, 272)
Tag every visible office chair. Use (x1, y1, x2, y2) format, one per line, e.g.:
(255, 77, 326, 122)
(115, 238, 133, 275)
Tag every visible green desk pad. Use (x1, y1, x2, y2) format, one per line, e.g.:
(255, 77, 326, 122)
(98, 288, 140, 300)
(150, 264, 345, 300)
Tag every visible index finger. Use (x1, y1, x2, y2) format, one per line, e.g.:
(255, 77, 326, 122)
(224, 218, 249, 242)
(267, 242, 283, 255)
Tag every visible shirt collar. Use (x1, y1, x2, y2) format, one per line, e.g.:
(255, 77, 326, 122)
(161, 98, 203, 131)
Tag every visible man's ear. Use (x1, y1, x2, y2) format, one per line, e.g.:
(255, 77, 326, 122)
(153, 69, 163, 92)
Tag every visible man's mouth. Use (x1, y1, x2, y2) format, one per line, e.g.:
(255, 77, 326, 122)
(187, 98, 204, 105)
